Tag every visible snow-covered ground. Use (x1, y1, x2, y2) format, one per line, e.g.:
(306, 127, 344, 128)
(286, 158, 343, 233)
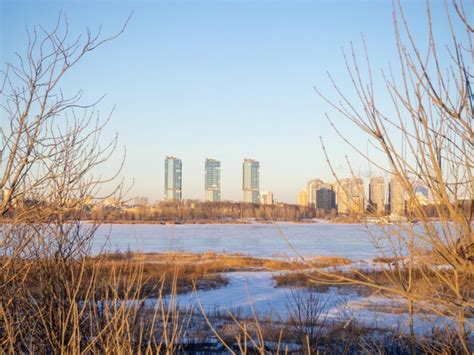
(94, 223, 472, 335)
(159, 271, 355, 316)
(155, 271, 471, 335)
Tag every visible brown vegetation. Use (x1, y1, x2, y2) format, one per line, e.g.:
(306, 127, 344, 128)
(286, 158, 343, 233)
(92, 200, 317, 223)
(274, 266, 474, 303)
(314, 0, 474, 352)
(2, 0, 473, 352)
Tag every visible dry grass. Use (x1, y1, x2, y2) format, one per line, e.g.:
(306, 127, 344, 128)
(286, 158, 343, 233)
(84, 252, 353, 298)
(274, 266, 474, 305)
(105, 251, 351, 271)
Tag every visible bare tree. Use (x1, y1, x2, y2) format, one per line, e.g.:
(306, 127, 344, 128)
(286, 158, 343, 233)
(313, 0, 473, 352)
(0, 14, 183, 353)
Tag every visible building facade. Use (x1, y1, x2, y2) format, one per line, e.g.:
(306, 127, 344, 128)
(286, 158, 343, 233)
(298, 189, 309, 207)
(164, 156, 182, 201)
(389, 176, 405, 215)
(335, 178, 364, 215)
(205, 158, 221, 202)
(260, 191, 273, 205)
(349, 178, 365, 214)
(369, 176, 385, 214)
(316, 187, 336, 211)
(307, 179, 324, 207)
(243, 159, 260, 203)
(335, 180, 349, 214)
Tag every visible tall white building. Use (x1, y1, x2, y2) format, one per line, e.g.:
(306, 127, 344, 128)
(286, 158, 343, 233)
(243, 159, 260, 203)
(335, 178, 364, 215)
(389, 176, 405, 215)
(369, 176, 385, 214)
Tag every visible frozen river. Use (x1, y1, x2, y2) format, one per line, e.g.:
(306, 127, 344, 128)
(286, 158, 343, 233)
(92, 222, 470, 334)
(93, 222, 383, 259)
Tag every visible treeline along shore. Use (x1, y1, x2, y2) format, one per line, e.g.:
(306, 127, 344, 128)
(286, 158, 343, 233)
(0, 199, 318, 224)
(92, 200, 318, 223)
(1, 198, 463, 224)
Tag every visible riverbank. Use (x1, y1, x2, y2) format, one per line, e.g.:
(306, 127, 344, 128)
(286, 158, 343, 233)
(81, 219, 328, 225)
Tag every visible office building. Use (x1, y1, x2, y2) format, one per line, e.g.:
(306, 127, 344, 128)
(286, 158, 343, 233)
(164, 156, 182, 201)
(243, 159, 260, 203)
(205, 158, 221, 202)
(369, 176, 385, 214)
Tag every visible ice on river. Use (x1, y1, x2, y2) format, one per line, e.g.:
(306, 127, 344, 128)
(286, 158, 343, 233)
(93, 223, 384, 259)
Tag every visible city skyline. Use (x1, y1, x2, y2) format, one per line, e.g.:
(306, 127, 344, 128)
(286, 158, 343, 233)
(159, 155, 421, 215)
(1, 1, 460, 203)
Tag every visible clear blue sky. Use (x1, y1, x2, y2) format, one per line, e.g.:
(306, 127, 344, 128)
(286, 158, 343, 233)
(0, 0, 465, 203)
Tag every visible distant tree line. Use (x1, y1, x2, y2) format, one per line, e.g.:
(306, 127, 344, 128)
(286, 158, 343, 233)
(90, 200, 316, 223)
(2, 197, 470, 224)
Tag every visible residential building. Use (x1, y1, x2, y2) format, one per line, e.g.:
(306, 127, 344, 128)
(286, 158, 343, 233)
(369, 176, 385, 214)
(316, 187, 336, 211)
(298, 189, 309, 207)
(205, 158, 221, 202)
(335, 178, 364, 214)
(243, 159, 260, 203)
(260, 191, 274, 205)
(335, 179, 350, 214)
(307, 179, 324, 207)
(349, 178, 365, 214)
(164, 156, 182, 201)
(389, 176, 405, 215)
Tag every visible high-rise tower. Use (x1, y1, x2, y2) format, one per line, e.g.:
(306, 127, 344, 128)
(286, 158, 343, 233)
(164, 156, 182, 201)
(242, 159, 260, 203)
(369, 176, 385, 214)
(205, 158, 221, 202)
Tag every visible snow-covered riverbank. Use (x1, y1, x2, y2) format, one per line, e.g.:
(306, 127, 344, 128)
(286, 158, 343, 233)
(150, 270, 469, 336)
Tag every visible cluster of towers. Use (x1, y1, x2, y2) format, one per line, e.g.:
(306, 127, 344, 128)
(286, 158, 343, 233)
(164, 155, 426, 214)
(164, 156, 269, 204)
(299, 176, 424, 216)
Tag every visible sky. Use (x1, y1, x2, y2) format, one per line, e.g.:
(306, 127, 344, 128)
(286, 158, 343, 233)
(0, 0, 468, 203)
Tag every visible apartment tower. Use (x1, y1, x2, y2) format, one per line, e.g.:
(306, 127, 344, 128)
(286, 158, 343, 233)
(306, 179, 324, 207)
(335, 178, 364, 214)
(204, 158, 221, 202)
(369, 176, 385, 214)
(164, 156, 182, 201)
(242, 159, 260, 204)
(389, 176, 405, 215)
